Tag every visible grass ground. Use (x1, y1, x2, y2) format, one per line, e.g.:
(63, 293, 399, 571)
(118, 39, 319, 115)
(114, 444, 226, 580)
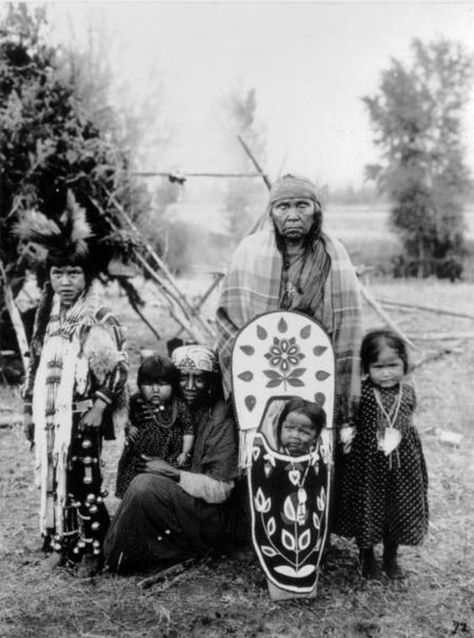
(1, 280, 474, 638)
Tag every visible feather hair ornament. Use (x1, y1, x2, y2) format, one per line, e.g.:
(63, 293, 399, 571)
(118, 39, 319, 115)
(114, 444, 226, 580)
(15, 191, 93, 259)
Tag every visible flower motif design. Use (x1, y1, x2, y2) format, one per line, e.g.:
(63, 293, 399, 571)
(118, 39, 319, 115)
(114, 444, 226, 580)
(264, 337, 305, 372)
(255, 487, 271, 513)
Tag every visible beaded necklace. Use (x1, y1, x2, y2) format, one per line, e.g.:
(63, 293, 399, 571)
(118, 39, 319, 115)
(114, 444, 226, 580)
(373, 385, 402, 431)
(148, 398, 178, 429)
(373, 385, 403, 468)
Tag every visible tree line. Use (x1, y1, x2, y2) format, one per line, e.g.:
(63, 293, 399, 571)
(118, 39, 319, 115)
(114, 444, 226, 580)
(1, 3, 473, 289)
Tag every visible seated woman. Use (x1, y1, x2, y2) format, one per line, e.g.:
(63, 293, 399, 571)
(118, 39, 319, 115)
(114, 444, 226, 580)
(104, 345, 238, 573)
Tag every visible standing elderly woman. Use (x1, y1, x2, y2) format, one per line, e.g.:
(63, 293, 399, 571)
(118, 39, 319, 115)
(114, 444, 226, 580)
(216, 174, 362, 434)
(104, 345, 238, 573)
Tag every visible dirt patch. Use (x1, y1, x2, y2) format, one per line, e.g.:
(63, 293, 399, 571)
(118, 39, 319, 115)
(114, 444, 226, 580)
(1, 281, 474, 637)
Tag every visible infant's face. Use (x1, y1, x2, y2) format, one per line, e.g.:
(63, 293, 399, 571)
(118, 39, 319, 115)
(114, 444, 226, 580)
(280, 411, 317, 456)
(140, 381, 173, 405)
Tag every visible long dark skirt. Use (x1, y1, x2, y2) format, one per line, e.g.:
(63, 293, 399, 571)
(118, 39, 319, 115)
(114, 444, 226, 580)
(104, 473, 231, 572)
(43, 421, 110, 565)
(336, 427, 429, 548)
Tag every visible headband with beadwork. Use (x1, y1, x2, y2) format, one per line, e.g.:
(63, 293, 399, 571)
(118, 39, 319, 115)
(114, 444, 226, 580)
(171, 345, 220, 374)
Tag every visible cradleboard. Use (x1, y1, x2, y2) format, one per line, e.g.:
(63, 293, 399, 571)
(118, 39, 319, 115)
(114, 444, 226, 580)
(231, 311, 335, 600)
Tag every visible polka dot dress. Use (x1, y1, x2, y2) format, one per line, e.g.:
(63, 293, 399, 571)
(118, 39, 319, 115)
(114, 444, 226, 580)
(115, 394, 194, 498)
(337, 379, 429, 548)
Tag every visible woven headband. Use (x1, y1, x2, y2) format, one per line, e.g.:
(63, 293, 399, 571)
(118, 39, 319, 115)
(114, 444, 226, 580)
(268, 174, 321, 206)
(171, 345, 220, 374)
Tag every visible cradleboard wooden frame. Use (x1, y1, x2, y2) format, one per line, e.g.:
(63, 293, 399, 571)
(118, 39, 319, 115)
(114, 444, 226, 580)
(232, 311, 335, 600)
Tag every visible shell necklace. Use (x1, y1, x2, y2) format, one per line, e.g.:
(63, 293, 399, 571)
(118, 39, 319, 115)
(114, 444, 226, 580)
(373, 386, 402, 462)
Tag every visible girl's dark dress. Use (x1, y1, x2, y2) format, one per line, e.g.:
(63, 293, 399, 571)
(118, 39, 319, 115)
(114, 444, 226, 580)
(115, 393, 194, 498)
(337, 379, 428, 548)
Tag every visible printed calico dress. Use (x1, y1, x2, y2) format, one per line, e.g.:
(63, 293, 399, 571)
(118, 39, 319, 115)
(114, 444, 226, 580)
(115, 394, 194, 498)
(337, 379, 429, 548)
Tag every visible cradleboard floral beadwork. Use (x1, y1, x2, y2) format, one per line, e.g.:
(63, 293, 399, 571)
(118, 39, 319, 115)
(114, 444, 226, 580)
(232, 311, 335, 599)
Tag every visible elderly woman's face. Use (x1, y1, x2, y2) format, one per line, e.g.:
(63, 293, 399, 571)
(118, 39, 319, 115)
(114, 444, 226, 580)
(179, 370, 209, 405)
(271, 198, 315, 241)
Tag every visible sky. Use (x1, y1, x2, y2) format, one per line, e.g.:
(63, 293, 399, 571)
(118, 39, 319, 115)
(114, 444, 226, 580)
(46, 1, 474, 190)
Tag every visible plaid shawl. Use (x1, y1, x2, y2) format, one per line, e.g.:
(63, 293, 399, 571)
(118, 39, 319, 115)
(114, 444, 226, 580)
(215, 228, 362, 425)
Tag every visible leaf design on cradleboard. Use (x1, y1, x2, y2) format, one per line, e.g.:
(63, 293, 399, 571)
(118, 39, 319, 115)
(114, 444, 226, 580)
(263, 370, 281, 379)
(283, 496, 297, 522)
(245, 395, 256, 411)
(313, 346, 327, 356)
(263, 453, 276, 467)
(263, 369, 283, 388)
(298, 529, 311, 551)
(288, 368, 305, 378)
(255, 488, 271, 513)
(274, 564, 316, 578)
(317, 487, 326, 511)
(288, 469, 301, 486)
(240, 345, 255, 356)
(261, 545, 278, 558)
(287, 377, 304, 388)
(238, 371, 253, 382)
(267, 517, 276, 536)
(314, 392, 326, 406)
(315, 370, 330, 381)
(300, 325, 311, 339)
(266, 378, 283, 388)
(257, 325, 268, 340)
(277, 317, 288, 333)
(282, 529, 296, 551)
(312, 512, 320, 530)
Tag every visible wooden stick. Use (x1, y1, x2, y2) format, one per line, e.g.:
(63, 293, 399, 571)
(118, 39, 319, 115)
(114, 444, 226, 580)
(137, 558, 200, 589)
(174, 273, 224, 338)
(135, 254, 209, 343)
(104, 189, 216, 341)
(413, 347, 454, 369)
(408, 333, 474, 341)
(90, 194, 215, 342)
(133, 171, 270, 179)
(378, 299, 474, 321)
(359, 284, 417, 350)
(117, 278, 161, 342)
(91, 194, 199, 325)
(237, 135, 272, 190)
(0, 261, 29, 373)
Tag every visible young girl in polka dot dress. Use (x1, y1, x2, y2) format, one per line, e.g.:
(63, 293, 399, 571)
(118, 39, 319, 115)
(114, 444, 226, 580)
(337, 329, 429, 579)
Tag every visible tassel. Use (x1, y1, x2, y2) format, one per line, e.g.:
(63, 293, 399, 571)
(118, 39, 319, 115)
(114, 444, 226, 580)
(238, 428, 258, 470)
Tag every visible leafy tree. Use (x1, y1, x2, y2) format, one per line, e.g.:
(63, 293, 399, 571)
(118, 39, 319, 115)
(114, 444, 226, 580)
(221, 85, 267, 240)
(0, 3, 150, 286)
(364, 38, 474, 278)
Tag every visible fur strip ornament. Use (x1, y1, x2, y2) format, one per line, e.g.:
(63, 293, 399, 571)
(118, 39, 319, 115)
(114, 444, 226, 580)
(14, 191, 93, 259)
